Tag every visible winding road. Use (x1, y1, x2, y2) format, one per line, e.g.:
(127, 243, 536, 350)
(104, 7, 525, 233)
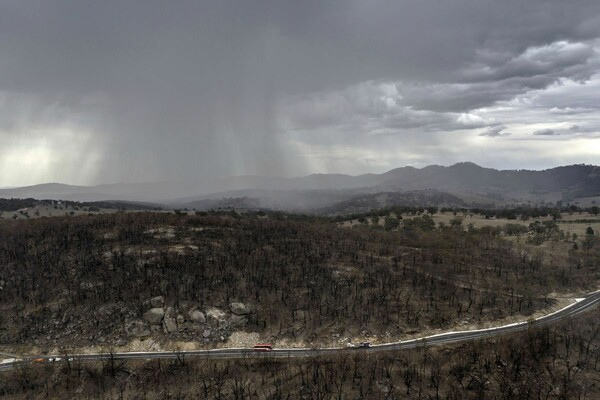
(2, 289, 600, 371)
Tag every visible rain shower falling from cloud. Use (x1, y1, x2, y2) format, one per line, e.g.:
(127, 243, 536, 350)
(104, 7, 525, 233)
(1, 0, 600, 186)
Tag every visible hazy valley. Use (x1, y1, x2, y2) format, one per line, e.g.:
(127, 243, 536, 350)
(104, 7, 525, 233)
(2, 163, 599, 216)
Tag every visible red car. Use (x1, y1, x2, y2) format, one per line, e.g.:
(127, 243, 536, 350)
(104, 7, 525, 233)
(253, 344, 273, 352)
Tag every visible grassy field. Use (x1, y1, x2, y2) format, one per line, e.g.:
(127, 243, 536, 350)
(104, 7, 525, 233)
(342, 211, 600, 235)
(573, 195, 600, 208)
(0, 204, 175, 220)
(0, 204, 114, 220)
(431, 211, 600, 238)
(339, 211, 600, 265)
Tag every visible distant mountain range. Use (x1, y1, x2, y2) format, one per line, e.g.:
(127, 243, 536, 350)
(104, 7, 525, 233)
(1, 163, 599, 212)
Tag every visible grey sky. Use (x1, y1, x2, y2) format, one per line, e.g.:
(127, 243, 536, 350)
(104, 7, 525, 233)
(1, 0, 599, 185)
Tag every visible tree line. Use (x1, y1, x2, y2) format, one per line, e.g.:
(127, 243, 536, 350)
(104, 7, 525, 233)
(0, 212, 597, 348)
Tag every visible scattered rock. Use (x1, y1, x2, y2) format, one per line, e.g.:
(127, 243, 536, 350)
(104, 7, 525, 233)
(125, 320, 150, 337)
(229, 302, 251, 315)
(103, 232, 116, 240)
(163, 307, 178, 333)
(188, 310, 206, 324)
(164, 316, 178, 333)
(206, 307, 226, 326)
(150, 296, 165, 308)
(202, 329, 212, 338)
(230, 314, 248, 326)
(146, 227, 175, 239)
(178, 300, 195, 313)
(61, 311, 71, 324)
(144, 308, 165, 325)
(176, 315, 185, 325)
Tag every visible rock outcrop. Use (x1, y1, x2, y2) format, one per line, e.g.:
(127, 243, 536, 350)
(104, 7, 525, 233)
(144, 308, 165, 325)
(125, 320, 150, 337)
(206, 307, 226, 326)
(188, 310, 206, 323)
(229, 314, 248, 327)
(163, 307, 178, 333)
(229, 302, 251, 315)
(150, 296, 165, 308)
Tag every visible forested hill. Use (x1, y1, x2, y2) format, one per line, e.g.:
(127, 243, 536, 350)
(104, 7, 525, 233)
(375, 163, 600, 198)
(0, 163, 598, 206)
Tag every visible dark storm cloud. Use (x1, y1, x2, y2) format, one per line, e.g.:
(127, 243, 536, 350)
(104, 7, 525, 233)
(1, 0, 600, 185)
(400, 41, 598, 113)
(460, 42, 594, 83)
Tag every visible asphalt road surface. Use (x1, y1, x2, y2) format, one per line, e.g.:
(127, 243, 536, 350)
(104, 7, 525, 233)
(2, 289, 600, 371)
